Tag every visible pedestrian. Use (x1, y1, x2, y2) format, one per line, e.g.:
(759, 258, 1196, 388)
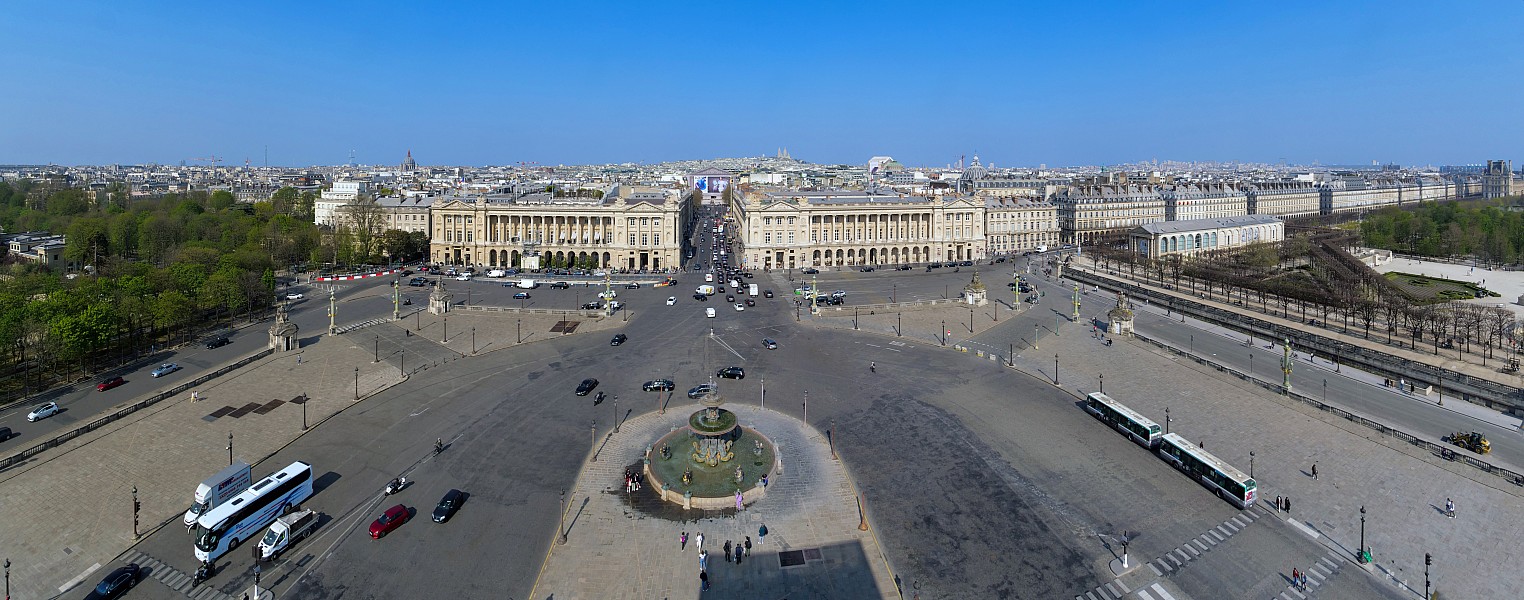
(699, 550, 708, 571)
(735, 543, 744, 564)
(1284, 496, 1291, 513)
(1291, 568, 1301, 588)
(760, 474, 769, 488)
(1446, 498, 1455, 518)
(681, 531, 688, 551)
(1311, 463, 1318, 480)
(1274, 495, 1282, 512)
(744, 536, 752, 556)
(759, 523, 768, 545)
(724, 540, 733, 562)
(696, 532, 704, 552)
(736, 490, 743, 510)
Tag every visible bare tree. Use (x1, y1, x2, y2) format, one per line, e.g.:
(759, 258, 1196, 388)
(342, 195, 386, 263)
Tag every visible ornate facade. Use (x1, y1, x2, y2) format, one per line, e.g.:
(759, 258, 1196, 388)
(983, 196, 1058, 255)
(1129, 215, 1284, 260)
(732, 191, 986, 270)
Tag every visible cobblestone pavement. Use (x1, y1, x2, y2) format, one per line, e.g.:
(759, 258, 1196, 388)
(533, 404, 899, 599)
(799, 275, 1523, 600)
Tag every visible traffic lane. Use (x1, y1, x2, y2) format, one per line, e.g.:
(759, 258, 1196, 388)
(0, 327, 270, 446)
(1135, 309, 1524, 468)
(1170, 518, 1405, 600)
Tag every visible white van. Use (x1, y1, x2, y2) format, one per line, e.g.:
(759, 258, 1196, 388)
(705, 273, 714, 282)
(487, 269, 507, 278)
(705, 307, 716, 318)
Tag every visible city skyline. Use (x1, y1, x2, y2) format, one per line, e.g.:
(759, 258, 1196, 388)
(4, 1, 1520, 167)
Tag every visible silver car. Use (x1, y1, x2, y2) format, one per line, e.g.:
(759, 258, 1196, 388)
(27, 402, 60, 422)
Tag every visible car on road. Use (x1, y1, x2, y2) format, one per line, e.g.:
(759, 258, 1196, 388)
(687, 384, 717, 399)
(151, 363, 181, 378)
(705, 307, 716, 318)
(642, 379, 675, 392)
(726, 295, 735, 303)
(763, 289, 774, 298)
(97, 376, 126, 392)
(734, 303, 745, 311)
(959, 260, 974, 266)
(27, 402, 60, 422)
(802, 268, 820, 274)
(83, 562, 140, 600)
(666, 296, 676, 305)
(897, 265, 912, 270)
(692, 293, 707, 301)
(513, 292, 530, 299)
(407, 278, 428, 287)
(626, 282, 641, 289)
(581, 302, 602, 310)
(400, 269, 414, 276)
(859, 266, 875, 272)
(610, 334, 628, 346)
(717, 286, 725, 293)
(205, 336, 231, 349)
(285, 292, 305, 300)
(716, 366, 745, 379)
(455, 274, 473, 281)
(763, 338, 778, 349)
(575, 378, 599, 396)
(745, 298, 755, 307)
(433, 489, 465, 523)
(550, 281, 571, 289)
(369, 504, 410, 538)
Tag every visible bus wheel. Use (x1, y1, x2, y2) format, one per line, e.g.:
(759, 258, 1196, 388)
(229, 537, 240, 550)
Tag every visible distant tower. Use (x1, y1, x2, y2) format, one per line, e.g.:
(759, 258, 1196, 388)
(402, 150, 417, 172)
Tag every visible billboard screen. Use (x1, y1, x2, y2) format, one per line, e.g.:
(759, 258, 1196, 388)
(694, 177, 730, 193)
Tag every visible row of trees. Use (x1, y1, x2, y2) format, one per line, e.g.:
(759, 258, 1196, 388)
(1360, 198, 1524, 264)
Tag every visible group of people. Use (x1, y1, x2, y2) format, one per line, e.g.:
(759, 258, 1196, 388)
(1289, 567, 1309, 590)
(683, 524, 768, 592)
(623, 468, 644, 493)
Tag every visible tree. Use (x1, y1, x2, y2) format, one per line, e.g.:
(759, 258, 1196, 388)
(64, 217, 110, 270)
(209, 190, 236, 211)
(380, 229, 414, 261)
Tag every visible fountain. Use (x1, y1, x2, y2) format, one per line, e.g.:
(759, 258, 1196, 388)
(644, 390, 778, 510)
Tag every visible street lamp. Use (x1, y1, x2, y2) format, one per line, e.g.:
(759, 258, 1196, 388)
(517, 319, 522, 344)
(5, 558, 10, 600)
(1054, 354, 1060, 385)
(301, 394, 308, 430)
(227, 432, 234, 466)
(354, 367, 359, 400)
(374, 334, 379, 363)
(941, 320, 946, 346)
(558, 489, 569, 544)
(1249, 451, 1255, 478)
(1164, 407, 1171, 434)
(443, 316, 448, 343)
(613, 395, 620, 433)
(1099, 373, 1104, 394)
(1323, 378, 1327, 403)
(472, 327, 477, 354)
(132, 486, 140, 539)
(1359, 506, 1368, 563)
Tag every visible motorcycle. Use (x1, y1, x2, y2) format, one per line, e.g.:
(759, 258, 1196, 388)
(192, 561, 213, 585)
(385, 477, 408, 496)
(594, 391, 606, 405)
(403, 298, 412, 305)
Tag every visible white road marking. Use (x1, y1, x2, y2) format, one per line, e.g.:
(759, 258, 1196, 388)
(60, 562, 102, 593)
(1150, 582, 1178, 600)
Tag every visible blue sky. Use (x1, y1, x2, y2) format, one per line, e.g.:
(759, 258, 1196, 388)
(3, 1, 1520, 168)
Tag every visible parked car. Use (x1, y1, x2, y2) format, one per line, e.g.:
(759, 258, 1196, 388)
(369, 504, 410, 538)
(27, 401, 60, 422)
(285, 292, 305, 300)
(642, 379, 675, 392)
(432, 489, 465, 523)
(898, 265, 912, 270)
(687, 384, 717, 399)
(610, 334, 628, 346)
(513, 292, 530, 299)
(576, 378, 599, 396)
(550, 282, 571, 289)
(97, 376, 126, 392)
(83, 563, 140, 600)
(802, 268, 820, 274)
(150, 363, 181, 378)
(716, 366, 745, 379)
(859, 266, 875, 272)
(959, 260, 974, 266)
(763, 338, 778, 349)
(205, 336, 231, 349)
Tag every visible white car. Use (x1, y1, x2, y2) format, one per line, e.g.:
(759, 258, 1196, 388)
(455, 274, 473, 281)
(285, 292, 304, 300)
(666, 296, 676, 306)
(598, 291, 617, 299)
(734, 303, 745, 311)
(27, 402, 60, 422)
(705, 307, 716, 318)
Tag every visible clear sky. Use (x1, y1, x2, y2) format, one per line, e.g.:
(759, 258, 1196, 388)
(4, 1, 1520, 168)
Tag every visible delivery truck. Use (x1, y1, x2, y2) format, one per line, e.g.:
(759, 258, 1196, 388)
(748, 284, 759, 297)
(257, 508, 319, 561)
(184, 461, 252, 527)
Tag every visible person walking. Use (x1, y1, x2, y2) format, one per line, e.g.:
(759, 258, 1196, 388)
(700, 570, 710, 591)
(758, 523, 768, 545)
(1311, 463, 1318, 481)
(681, 531, 688, 551)
(696, 532, 705, 552)
(735, 543, 744, 564)
(1446, 498, 1455, 519)
(699, 550, 708, 571)
(1284, 496, 1291, 513)
(1274, 495, 1282, 513)
(744, 536, 752, 556)
(723, 540, 733, 563)
(1291, 568, 1300, 588)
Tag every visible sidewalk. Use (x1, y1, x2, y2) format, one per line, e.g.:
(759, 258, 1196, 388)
(532, 404, 900, 599)
(0, 333, 403, 599)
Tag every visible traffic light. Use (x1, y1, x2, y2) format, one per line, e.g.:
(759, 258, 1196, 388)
(1425, 553, 1432, 566)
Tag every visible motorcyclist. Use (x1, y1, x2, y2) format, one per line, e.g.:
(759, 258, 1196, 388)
(387, 477, 401, 494)
(870, 361, 876, 372)
(434, 438, 444, 455)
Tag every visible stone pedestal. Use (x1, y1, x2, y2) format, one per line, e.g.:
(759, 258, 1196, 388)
(1107, 292, 1135, 337)
(268, 303, 299, 352)
(429, 281, 454, 315)
(962, 270, 989, 306)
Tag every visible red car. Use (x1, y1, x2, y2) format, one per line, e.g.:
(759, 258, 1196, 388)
(97, 376, 125, 392)
(369, 504, 410, 538)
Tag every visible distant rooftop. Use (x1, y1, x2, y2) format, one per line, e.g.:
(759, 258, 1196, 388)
(1137, 214, 1280, 235)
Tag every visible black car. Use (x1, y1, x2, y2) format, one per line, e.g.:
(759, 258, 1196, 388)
(959, 260, 974, 266)
(687, 384, 717, 398)
(802, 268, 820, 274)
(763, 290, 774, 298)
(716, 366, 745, 379)
(995, 257, 1007, 263)
(742, 272, 753, 278)
(581, 302, 602, 310)
(642, 379, 675, 392)
(859, 266, 875, 272)
(575, 378, 599, 396)
(205, 336, 231, 349)
(928, 263, 942, 269)
(717, 286, 725, 293)
(84, 563, 140, 600)
(433, 489, 465, 523)
(610, 334, 627, 346)
(626, 282, 640, 289)
(897, 265, 912, 270)
(745, 298, 755, 307)
(693, 293, 708, 301)
(400, 269, 414, 276)
(550, 282, 571, 289)
(726, 295, 735, 303)
(944, 262, 958, 268)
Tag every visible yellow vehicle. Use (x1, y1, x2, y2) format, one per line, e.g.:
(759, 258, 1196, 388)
(1445, 431, 1491, 454)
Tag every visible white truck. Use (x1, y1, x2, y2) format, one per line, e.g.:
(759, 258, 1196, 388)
(184, 461, 252, 527)
(257, 508, 319, 561)
(748, 284, 759, 297)
(517, 279, 538, 289)
(696, 284, 716, 296)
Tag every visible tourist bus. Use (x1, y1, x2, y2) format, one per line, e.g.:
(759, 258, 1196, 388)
(1083, 392, 1163, 449)
(194, 461, 314, 562)
(1157, 433, 1257, 508)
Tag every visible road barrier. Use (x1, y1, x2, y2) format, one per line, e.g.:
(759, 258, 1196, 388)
(0, 348, 274, 471)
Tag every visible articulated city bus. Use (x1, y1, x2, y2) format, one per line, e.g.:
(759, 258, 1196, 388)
(1157, 434, 1257, 508)
(194, 461, 314, 562)
(1083, 392, 1163, 449)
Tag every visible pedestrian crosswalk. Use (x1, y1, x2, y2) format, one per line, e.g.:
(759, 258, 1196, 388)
(122, 550, 234, 600)
(335, 317, 392, 334)
(1076, 507, 1264, 600)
